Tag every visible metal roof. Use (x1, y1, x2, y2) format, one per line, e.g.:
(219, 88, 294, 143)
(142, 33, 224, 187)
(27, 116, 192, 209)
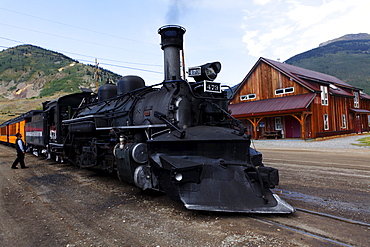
(349, 108, 370, 114)
(263, 58, 356, 90)
(328, 86, 354, 97)
(0, 110, 43, 127)
(229, 93, 316, 118)
(360, 92, 370, 100)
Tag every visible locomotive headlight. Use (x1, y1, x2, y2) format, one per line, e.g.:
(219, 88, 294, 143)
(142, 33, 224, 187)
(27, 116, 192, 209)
(175, 173, 183, 182)
(188, 61, 221, 82)
(205, 67, 217, 80)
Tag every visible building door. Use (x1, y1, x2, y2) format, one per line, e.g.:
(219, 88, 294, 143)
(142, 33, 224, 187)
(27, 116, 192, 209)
(285, 116, 301, 138)
(355, 115, 362, 133)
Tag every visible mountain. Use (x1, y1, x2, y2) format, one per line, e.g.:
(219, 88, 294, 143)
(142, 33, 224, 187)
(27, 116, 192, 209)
(285, 34, 370, 94)
(0, 45, 122, 99)
(319, 33, 370, 47)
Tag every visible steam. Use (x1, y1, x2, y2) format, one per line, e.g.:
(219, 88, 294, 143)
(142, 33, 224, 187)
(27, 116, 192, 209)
(166, 0, 182, 23)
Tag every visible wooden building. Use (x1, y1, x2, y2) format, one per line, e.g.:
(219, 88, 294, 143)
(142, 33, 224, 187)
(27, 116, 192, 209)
(229, 57, 370, 139)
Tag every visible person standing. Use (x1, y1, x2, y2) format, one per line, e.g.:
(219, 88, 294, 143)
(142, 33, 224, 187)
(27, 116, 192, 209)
(11, 133, 29, 169)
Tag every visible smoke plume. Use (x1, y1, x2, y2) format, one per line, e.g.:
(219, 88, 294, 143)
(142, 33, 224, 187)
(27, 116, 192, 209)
(165, 0, 182, 23)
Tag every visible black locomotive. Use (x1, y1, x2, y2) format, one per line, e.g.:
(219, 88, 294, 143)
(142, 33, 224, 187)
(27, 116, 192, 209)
(6, 25, 295, 213)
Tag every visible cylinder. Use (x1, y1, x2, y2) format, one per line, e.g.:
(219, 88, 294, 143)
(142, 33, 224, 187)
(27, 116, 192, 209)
(158, 25, 186, 81)
(68, 121, 96, 133)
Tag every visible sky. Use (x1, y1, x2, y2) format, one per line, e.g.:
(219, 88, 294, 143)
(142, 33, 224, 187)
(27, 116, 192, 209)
(1, 0, 369, 87)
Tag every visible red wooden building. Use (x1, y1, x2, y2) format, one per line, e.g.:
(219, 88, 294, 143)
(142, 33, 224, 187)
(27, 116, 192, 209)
(229, 57, 370, 139)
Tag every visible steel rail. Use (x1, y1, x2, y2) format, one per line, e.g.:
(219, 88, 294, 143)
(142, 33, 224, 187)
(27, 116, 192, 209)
(296, 207, 370, 228)
(250, 216, 353, 247)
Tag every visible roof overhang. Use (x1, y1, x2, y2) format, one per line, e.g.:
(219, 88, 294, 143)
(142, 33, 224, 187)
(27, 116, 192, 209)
(229, 93, 316, 118)
(349, 108, 370, 114)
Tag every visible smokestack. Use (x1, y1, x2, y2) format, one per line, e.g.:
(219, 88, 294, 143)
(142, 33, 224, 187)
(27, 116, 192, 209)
(158, 25, 186, 81)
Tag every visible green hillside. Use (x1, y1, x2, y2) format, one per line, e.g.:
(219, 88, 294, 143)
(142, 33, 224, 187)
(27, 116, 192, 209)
(0, 45, 121, 99)
(285, 39, 370, 94)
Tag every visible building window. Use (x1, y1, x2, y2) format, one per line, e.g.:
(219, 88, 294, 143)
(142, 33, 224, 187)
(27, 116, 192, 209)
(275, 117, 282, 130)
(275, 87, 294, 95)
(323, 114, 329, 130)
(368, 115, 370, 127)
(354, 92, 359, 108)
(240, 94, 256, 101)
(342, 114, 347, 129)
(321, 85, 328, 105)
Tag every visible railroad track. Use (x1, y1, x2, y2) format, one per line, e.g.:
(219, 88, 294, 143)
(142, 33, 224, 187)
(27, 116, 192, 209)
(296, 207, 370, 228)
(252, 207, 370, 246)
(257, 149, 369, 245)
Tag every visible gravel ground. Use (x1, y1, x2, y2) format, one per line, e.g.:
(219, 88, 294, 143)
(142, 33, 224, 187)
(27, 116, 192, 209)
(1, 135, 369, 246)
(251, 133, 370, 150)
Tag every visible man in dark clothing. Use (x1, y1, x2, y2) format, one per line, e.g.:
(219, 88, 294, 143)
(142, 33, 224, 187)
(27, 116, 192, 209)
(11, 133, 29, 169)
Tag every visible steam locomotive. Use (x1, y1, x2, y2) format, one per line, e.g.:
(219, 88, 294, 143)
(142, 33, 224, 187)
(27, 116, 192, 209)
(1, 25, 294, 213)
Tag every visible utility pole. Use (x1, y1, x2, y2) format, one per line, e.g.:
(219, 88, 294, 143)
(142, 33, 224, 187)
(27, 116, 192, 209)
(94, 58, 101, 92)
